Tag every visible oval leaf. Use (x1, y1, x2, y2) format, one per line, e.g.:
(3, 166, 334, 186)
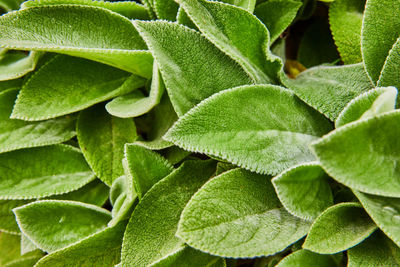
(276, 249, 337, 267)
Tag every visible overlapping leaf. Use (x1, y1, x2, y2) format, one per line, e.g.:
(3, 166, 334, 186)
(0, 50, 41, 81)
(276, 249, 337, 267)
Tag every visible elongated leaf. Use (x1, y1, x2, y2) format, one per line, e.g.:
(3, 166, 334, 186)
(312, 110, 400, 197)
(0, 89, 76, 153)
(14, 200, 111, 252)
(361, 0, 400, 82)
(272, 162, 333, 221)
(121, 160, 216, 266)
(0, 51, 41, 81)
(177, 168, 310, 258)
(0, 5, 153, 77)
(276, 249, 337, 267)
(0, 200, 29, 234)
(12, 55, 146, 121)
(282, 63, 374, 120)
(303, 203, 377, 254)
(165, 85, 332, 175)
(179, 0, 282, 84)
(378, 37, 400, 91)
(329, 0, 365, 64)
(0, 145, 95, 199)
(133, 20, 251, 116)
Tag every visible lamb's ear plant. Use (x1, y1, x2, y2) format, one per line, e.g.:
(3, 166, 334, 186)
(0, 0, 399, 266)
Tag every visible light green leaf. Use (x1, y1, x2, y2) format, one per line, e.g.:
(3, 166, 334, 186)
(0, 145, 95, 200)
(272, 162, 333, 221)
(177, 168, 310, 258)
(0, 233, 44, 266)
(121, 160, 216, 266)
(77, 105, 137, 186)
(276, 249, 337, 267)
(378, 37, 400, 92)
(179, 0, 282, 84)
(221, 0, 256, 12)
(12, 55, 146, 121)
(0, 50, 41, 81)
(165, 84, 332, 175)
(303, 202, 377, 254)
(3, 255, 43, 267)
(0, 200, 29, 234)
(329, 0, 365, 64)
(124, 144, 173, 199)
(348, 231, 400, 267)
(254, 0, 302, 43)
(154, 0, 178, 20)
(0, 89, 76, 153)
(312, 110, 400, 197)
(21, 234, 38, 255)
(335, 87, 397, 127)
(133, 20, 252, 116)
(35, 221, 126, 267)
(282, 63, 374, 120)
(0, 5, 153, 77)
(13, 200, 111, 252)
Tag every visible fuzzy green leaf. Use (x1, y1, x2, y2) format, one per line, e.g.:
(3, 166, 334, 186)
(154, 0, 178, 20)
(276, 249, 337, 267)
(0, 50, 41, 81)
(21, 234, 38, 256)
(378, 37, 400, 91)
(0, 200, 29, 234)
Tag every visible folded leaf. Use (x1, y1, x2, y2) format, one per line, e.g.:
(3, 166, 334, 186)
(177, 168, 310, 258)
(0, 145, 95, 199)
(378, 37, 400, 92)
(272, 162, 333, 221)
(165, 84, 332, 175)
(12, 55, 146, 121)
(133, 20, 251, 116)
(13, 200, 111, 252)
(276, 249, 337, 267)
(121, 160, 216, 266)
(0, 5, 153, 77)
(312, 110, 400, 197)
(0, 200, 29, 234)
(0, 51, 41, 81)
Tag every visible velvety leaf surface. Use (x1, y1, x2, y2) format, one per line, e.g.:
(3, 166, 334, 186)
(0, 200, 29, 234)
(0, 89, 76, 153)
(21, 234, 38, 255)
(121, 160, 216, 266)
(14, 200, 111, 252)
(282, 63, 373, 120)
(303, 202, 377, 254)
(329, 0, 365, 64)
(312, 110, 400, 197)
(177, 168, 310, 258)
(12, 55, 146, 121)
(154, 0, 178, 20)
(165, 84, 332, 175)
(272, 162, 333, 221)
(133, 20, 252, 116)
(0, 50, 41, 81)
(379, 37, 400, 91)
(0, 145, 95, 199)
(361, 0, 400, 82)
(276, 249, 337, 267)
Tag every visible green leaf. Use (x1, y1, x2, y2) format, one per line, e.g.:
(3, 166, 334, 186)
(35, 221, 126, 267)
(21, 234, 38, 255)
(12, 55, 146, 121)
(254, 0, 302, 43)
(303, 202, 377, 254)
(124, 144, 174, 199)
(276, 249, 337, 267)
(13, 200, 111, 252)
(312, 110, 400, 197)
(0, 89, 76, 153)
(3, 255, 44, 267)
(0, 200, 29, 234)
(0, 0, 23, 11)
(154, 0, 178, 20)
(282, 63, 374, 120)
(165, 84, 332, 175)
(378, 37, 400, 92)
(329, 0, 364, 64)
(177, 168, 310, 258)
(0, 5, 153, 77)
(77, 105, 138, 186)
(133, 20, 252, 116)
(221, 0, 256, 12)
(0, 145, 95, 200)
(178, 0, 282, 84)
(121, 160, 216, 266)
(361, 0, 400, 83)
(348, 231, 400, 267)
(335, 87, 397, 127)
(272, 162, 333, 221)
(0, 51, 41, 81)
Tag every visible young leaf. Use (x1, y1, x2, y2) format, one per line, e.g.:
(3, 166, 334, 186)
(121, 160, 216, 266)
(312, 110, 400, 197)
(13, 200, 111, 252)
(378, 37, 400, 92)
(0, 145, 95, 200)
(0, 51, 41, 81)
(0, 200, 30, 234)
(177, 168, 310, 258)
(0, 89, 76, 153)
(303, 202, 377, 254)
(276, 249, 337, 267)
(12, 55, 146, 121)
(0, 5, 153, 77)
(361, 0, 400, 83)
(282, 63, 374, 120)
(329, 0, 365, 64)
(133, 20, 252, 116)
(272, 162, 333, 221)
(165, 84, 332, 175)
